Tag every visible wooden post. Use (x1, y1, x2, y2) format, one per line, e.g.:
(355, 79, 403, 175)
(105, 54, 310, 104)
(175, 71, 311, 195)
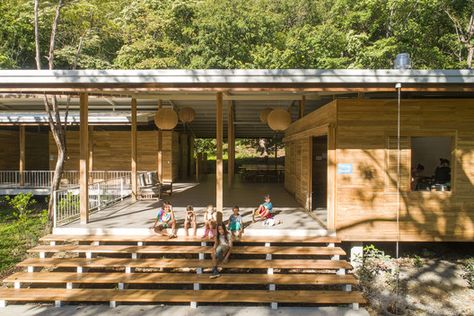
(196, 152, 201, 182)
(216, 92, 224, 219)
(157, 100, 163, 182)
(131, 98, 138, 202)
(227, 101, 235, 187)
(19, 125, 25, 186)
(88, 126, 94, 181)
(327, 124, 337, 231)
(79, 93, 89, 224)
(299, 95, 305, 119)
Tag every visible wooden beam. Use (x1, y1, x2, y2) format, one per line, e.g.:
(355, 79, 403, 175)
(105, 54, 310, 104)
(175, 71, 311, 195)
(157, 100, 163, 182)
(19, 125, 25, 186)
(216, 92, 223, 218)
(131, 98, 138, 202)
(79, 93, 89, 224)
(299, 96, 305, 119)
(227, 101, 235, 187)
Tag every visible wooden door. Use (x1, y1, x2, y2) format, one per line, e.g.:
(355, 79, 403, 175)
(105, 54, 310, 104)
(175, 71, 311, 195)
(312, 136, 328, 210)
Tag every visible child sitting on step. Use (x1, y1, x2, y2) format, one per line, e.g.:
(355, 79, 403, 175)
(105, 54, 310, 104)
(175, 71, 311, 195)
(210, 223, 232, 279)
(202, 204, 217, 239)
(153, 201, 177, 238)
(252, 194, 273, 222)
(184, 205, 197, 237)
(227, 206, 244, 240)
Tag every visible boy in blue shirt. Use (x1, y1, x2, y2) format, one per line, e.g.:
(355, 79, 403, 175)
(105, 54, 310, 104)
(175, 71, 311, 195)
(227, 206, 244, 240)
(252, 194, 273, 222)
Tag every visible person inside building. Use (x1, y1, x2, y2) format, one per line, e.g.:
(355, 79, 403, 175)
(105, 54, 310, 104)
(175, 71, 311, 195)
(434, 158, 451, 189)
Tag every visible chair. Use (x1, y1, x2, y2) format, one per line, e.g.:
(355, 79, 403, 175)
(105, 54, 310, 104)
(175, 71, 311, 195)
(138, 172, 160, 200)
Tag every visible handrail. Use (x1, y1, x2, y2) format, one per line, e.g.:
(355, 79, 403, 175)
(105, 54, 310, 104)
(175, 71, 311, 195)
(53, 175, 132, 227)
(0, 170, 135, 189)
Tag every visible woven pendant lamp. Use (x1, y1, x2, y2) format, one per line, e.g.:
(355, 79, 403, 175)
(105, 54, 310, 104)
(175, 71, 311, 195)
(259, 107, 273, 124)
(267, 108, 292, 131)
(154, 108, 178, 130)
(179, 107, 196, 123)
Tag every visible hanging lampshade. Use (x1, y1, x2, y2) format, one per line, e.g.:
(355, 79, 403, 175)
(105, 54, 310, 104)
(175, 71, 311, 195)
(259, 108, 273, 124)
(267, 108, 292, 131)
(179, 107, 196, 123)
(154, 108, 178, 130)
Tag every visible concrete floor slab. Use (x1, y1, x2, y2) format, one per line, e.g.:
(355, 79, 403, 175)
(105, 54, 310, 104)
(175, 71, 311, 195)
(0, 305, 369, 316)
(58, 175, 327, 235)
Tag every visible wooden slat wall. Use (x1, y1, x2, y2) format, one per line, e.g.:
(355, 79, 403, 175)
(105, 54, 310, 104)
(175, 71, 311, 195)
(285, 98, 474, 242)
(0, 130, 19, 170)
(335, 99, 474, 242)
(284, 101, 336, 208)
(49, 130, 181, 181)
(26, 131, 49, 170)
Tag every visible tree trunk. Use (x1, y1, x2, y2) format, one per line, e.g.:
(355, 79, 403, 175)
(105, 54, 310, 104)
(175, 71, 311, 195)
(34, 0, 67, 225)
(467, 45, 473, 69)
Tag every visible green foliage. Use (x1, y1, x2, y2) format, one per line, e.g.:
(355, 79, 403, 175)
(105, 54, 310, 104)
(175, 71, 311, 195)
(3, 192, 36, 221)
(463, 258, 474, 289)
(355, 244, 395, 287)
(0, 194, 48, 274)
(0, 0, 472, 70)
(413, 254, 423, 268)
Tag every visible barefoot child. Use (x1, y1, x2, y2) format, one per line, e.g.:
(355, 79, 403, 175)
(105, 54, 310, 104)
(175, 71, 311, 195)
(202, 205, 217, 239)
(210, 223, 232, 279)
(252, 194, 273, 222)
(227, 206, 243, 240)
(153, 201, 177, 238)
(184, 205, 197, 237)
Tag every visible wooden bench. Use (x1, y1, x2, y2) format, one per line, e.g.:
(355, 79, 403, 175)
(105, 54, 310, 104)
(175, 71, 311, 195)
(40, 234, 341, 245)
(0, 288, 365, 308)
(18, 257, 352, 270)
(28, 245, 346, 257)
(4, 271, 359, 286)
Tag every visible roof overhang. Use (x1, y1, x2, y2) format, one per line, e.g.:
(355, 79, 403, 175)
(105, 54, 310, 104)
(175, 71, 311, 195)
(0, 69, 473, 94)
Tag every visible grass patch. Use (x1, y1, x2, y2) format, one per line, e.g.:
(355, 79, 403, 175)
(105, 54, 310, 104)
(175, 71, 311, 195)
(0, 193, 48, 275)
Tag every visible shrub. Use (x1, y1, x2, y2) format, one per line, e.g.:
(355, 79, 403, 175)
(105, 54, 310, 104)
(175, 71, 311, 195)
(463, 258, 474, 289)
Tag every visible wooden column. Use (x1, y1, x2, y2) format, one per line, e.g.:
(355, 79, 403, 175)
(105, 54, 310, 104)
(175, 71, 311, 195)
(19, 125, 25, 186)
(216, 92, 224, 218)
(88, 126, 94, 181)
(131, 98, 138, 202)
(327, 124, 337, 231)
(227, 101, 235, 187)
(79, 93, 89, 224)
(157, 100, 163, 182)
(299, 95, 306, 119)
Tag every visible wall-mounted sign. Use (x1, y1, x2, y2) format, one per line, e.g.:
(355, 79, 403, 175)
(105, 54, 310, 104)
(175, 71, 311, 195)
(337, 163, 353, 175)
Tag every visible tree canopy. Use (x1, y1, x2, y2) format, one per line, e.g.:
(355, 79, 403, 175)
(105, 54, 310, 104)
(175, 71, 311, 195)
(1, 0, 473, 70)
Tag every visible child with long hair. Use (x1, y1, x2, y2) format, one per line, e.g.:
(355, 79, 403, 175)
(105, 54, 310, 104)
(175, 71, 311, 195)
(210, 223, 232, 279)
(202, 204, 217, 239)
(152, 200, 177, 238)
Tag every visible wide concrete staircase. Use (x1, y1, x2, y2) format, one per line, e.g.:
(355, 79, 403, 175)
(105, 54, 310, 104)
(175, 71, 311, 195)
(0, 234, 365, 309)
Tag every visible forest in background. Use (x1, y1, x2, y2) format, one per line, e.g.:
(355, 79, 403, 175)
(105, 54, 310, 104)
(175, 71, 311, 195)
(0, 0, 473, 70)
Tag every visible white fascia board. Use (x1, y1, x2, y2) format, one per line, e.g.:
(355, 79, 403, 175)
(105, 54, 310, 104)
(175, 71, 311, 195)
(0, 69, 473, 85)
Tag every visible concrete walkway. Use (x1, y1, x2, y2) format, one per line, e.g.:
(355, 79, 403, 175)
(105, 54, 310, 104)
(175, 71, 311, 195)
(0, 305, 369, 316)
(59, 175, 327, 235)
